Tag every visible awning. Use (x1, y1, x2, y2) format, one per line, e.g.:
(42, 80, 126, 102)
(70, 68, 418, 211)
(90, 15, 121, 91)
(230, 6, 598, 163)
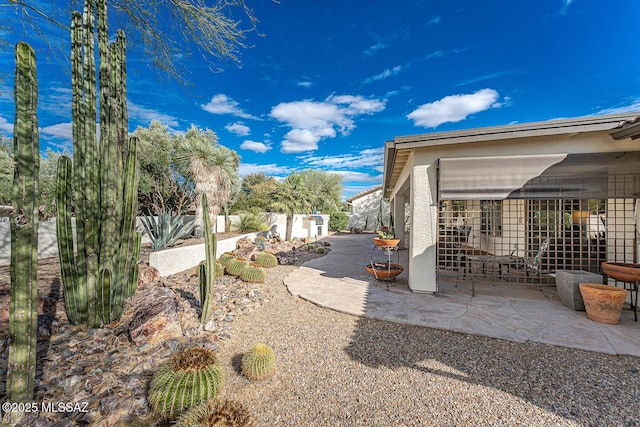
(439, 152, 640, 200)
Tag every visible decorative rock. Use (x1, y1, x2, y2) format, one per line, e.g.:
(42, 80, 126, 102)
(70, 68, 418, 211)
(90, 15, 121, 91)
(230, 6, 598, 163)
(138, 265, 160, 285)
(128, 286, 184, 348)
(235, 237, 261, 261)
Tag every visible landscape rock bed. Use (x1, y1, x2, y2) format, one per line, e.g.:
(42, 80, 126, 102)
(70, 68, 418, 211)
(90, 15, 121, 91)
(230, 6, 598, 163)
(0, 239, 323, 426)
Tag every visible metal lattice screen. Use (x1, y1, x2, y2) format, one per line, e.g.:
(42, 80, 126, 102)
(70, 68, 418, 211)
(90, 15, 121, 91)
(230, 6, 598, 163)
(437, 198, 637, 286)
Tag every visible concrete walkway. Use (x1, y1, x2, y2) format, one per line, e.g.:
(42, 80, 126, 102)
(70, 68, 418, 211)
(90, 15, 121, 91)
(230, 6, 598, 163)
(285, 233, 640, 357)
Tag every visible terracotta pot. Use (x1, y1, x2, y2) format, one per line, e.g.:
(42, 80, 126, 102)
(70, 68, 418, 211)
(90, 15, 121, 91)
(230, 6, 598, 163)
(366, 263, 404, 280)
(601, 262, 640, 284)
(579, 283, 627, 324)
(373, 237, 400, 247)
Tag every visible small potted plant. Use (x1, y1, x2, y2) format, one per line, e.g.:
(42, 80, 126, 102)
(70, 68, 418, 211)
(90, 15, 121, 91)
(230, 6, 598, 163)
(373, 214, 400, 247)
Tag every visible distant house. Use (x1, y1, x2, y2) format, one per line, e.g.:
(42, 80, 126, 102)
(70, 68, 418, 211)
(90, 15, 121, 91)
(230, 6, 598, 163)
(383, 113, 640, 293)
(346, 185, 388, 231)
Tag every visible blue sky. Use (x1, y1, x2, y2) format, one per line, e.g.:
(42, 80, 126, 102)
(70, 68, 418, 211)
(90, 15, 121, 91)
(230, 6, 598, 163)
(2, 0, 640, 199)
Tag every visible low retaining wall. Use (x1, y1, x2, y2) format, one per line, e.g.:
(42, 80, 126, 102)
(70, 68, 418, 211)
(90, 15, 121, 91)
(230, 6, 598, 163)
(149, 232, 259, 277)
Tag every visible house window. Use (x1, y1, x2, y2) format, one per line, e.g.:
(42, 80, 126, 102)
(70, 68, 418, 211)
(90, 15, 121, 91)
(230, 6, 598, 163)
(481, 200, 502, 237)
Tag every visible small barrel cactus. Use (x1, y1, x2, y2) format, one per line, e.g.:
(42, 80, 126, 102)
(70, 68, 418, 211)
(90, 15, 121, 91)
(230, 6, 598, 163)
(305, 244, 314, 251)
(148, 347, 224, 419)
(226, 258, 249, 277)
(215, 262, 224, 278)
(255, 252, 278, 268)
(240, 264, 266, 283)
(218, 252, 236, 268)
(241, 343, 275, 381)
(175, 399, 254, 427)
(316, 247, 326, 254)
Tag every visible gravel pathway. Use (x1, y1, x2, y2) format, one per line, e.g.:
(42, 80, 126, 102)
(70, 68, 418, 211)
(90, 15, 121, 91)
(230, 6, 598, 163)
(217, 266, 640, 427)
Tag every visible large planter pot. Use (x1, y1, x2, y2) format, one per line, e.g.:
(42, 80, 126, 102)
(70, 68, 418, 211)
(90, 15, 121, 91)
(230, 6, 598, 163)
(601, 262, 640, 284)
(579, 283, 627, 324)
(366, 263, 404, 280)
(373, 237, 400, 247)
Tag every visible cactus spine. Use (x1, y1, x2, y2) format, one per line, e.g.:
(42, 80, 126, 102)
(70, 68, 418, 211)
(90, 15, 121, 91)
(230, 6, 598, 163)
(255, 252, 278, 268)
(241, 344, 275, 381)
(175, 399, 254, 427)
(56, 0, 140, 327)
(148, 347, 224, 419)
(226, 258, 249, 277)
(240, 264, 266, 283)
(199, 194, 217, 324)
(7, 41, 39, 416)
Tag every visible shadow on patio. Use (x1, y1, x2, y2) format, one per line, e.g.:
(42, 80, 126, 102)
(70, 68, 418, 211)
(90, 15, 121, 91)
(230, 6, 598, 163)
(285, 232, 640, 424)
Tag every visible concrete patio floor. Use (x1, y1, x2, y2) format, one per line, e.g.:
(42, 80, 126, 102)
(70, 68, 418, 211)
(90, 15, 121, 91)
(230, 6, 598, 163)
(285, 232, 640, 357)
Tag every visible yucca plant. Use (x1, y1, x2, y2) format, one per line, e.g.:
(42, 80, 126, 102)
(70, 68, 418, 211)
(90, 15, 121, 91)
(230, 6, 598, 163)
(241, 344, 275, 381)
(175, 399, 254, 427)
(140, 210, 195, 251)
(240, 264, 266, 284)
(255, 252, 278, 268)
(148, 347, 224, 419)
(226, 258, 249, 277)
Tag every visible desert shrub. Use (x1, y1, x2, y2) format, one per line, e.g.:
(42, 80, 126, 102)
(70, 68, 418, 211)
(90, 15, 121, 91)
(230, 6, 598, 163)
(329, 211, 348, 231)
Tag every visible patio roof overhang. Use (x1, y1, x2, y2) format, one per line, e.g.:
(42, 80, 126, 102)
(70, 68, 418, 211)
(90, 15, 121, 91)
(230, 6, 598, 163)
(439, 151, 640, 200)
(384, 113, 640, 198)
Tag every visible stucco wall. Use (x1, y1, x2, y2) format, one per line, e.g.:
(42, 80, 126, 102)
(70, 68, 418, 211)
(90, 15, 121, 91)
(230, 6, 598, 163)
(348, 188, 389, 230)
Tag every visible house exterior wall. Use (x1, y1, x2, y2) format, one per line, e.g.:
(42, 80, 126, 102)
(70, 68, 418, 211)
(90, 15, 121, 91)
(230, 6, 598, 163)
(387, 124, 640, 293)
(347, 188, 389, 231)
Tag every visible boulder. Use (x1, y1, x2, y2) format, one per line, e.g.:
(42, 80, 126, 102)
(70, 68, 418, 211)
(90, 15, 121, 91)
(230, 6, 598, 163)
(235, 237, 260, 261)
(138, 265, 160, 286)
(128, 286, 183, 348)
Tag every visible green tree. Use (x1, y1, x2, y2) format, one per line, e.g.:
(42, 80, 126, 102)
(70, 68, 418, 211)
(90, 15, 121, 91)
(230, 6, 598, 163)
(231, 172, 278, 212)
(133, 120, 192, 214)
(4, 0, 263, 84)
(270, 172, 313, 242)
(175, 125, 239, 236)
(0, 134, 12, 206)
(298, 169, 343, 213)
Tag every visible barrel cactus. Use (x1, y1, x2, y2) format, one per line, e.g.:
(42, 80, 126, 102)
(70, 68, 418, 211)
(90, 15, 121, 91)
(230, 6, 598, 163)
(218, 252, 236, 268)
(241, 344, 275, 381)
(255, 252, 278, 268)
(148, 347, 224, 419)
(305, 244, 314, 251)
(316, 247, 326, 254)
(175, 399, 254, 427)
(240, 264, 266, 284)
(226, 258, 249, 277)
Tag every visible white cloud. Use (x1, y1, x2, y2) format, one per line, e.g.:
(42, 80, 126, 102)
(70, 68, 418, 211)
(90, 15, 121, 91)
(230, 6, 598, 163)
(41, 122, 73, 140)
(0, 115, 12, 134)
(225, 122, 251, 136)
(201, 94, 257, 119)
(238, 163, 291, 177)
(427, 16, 442, 25)
(332, 171, 383, 183)
(240, 140, 271, 153)
(271, 95, 386, 153)
(363, 65, 406, 84)
(560, 0, 573, 15)
(596, 98, 640, 115)
(297, 81, 313, 88)
(407, 88, 501, 128)
(300, 147, 384, 170)
(364, 41, 389, 56)
(128, 101, 180, 128)
(40, 87, 72, 117)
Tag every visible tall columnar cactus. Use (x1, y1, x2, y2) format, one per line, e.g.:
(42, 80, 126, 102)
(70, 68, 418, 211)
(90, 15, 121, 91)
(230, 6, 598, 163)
(56, 0, 140, 328)
(199, 194, 217, 324)
(7, 41, 39, 415)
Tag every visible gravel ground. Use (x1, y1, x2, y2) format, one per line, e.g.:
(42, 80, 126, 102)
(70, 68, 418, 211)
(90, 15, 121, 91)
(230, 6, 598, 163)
(216, 266, 640, 427)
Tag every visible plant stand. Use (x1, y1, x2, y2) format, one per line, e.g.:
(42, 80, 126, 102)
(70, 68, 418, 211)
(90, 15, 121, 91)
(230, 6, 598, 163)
(367, 243, 403, 290)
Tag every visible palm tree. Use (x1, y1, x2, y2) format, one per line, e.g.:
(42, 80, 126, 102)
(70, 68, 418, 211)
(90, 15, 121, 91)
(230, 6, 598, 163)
(270, 173, 313, 241)
(175, 126, 239, 237)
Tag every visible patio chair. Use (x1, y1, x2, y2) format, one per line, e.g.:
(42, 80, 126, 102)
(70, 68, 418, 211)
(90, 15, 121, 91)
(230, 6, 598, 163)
(509, 238, 550, 279)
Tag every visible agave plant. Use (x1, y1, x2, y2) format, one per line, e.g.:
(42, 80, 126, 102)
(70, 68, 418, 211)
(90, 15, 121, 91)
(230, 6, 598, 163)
(141, 210, 195, 251)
